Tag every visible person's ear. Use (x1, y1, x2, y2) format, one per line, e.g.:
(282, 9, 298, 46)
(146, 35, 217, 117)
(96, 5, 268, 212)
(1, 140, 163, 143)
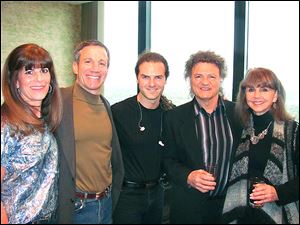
(72, 62, 79, 75)
(273, 91, 278, 103)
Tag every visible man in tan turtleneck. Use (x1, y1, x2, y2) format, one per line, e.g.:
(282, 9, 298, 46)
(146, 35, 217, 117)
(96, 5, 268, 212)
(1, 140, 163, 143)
(55, 40, 124, 224)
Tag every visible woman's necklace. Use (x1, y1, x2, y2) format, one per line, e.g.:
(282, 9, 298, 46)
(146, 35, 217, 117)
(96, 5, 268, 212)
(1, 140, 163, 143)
(250, 121, 273, 145)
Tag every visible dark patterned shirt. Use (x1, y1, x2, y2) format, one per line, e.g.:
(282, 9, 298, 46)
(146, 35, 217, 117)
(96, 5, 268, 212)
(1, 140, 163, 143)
(194, 97, 233, 197)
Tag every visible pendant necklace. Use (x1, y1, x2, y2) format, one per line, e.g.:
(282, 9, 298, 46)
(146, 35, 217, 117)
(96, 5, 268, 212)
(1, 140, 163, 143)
(250, 121, 272, 145)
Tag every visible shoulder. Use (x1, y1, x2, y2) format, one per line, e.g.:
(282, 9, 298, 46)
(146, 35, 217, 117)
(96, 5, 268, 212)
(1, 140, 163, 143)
(60, 86, 73, 94)
(285, 119, 299, 129)
(223, 99, 235, 108)
(1, 116, 12, 136)
(172, 100, 193, 111)
(285, 119, 299, 135)
(60, 86, 74, 101)
(290, 119, 299, 127)
(165, 100, 194, 119)
(1, 107, 9, 130)
(222, 99, 236, 116)
(100, 95, 111, 107)
(1, 118, 18, 155)
(1, 115, 6, 129)
(111, 96, 136, 112)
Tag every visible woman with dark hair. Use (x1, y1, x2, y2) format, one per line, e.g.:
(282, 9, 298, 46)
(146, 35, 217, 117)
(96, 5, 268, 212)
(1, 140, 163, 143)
(1, 43, 62, 224)
(222, 67, 299, 224)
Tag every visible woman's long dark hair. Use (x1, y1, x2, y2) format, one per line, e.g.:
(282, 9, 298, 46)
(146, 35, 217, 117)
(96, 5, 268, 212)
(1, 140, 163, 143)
(1, 43, 62, 135)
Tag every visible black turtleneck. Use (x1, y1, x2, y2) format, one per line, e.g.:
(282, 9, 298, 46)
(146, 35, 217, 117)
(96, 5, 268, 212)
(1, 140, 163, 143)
(248, 111, 274, 179)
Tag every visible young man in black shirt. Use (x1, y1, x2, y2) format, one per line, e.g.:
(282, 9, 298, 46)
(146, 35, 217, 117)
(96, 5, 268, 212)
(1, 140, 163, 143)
(111, 52, 174, 224)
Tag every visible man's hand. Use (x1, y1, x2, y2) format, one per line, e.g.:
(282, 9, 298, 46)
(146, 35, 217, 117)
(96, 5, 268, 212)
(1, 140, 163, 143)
(187, 169, 216, 193)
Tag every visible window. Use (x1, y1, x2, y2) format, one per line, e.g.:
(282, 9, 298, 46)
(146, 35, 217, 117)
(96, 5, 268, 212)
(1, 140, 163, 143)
(103, 1, 138, 105)
(151, 1, 235, 105)
(103, 1, 299, 122)
(247, 1, 299, 120)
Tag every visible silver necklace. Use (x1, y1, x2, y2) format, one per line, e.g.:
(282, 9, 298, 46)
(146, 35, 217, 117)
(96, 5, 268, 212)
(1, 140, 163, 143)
(250, 121, 272, 145)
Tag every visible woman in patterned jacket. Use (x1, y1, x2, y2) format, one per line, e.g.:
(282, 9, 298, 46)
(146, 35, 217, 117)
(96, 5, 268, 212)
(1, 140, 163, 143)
(222, 67, 298, 224)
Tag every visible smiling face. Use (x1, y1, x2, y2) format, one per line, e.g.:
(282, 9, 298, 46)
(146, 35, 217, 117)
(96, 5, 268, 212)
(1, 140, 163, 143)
(73, 45, 109, 95)
(245, 85, 278, 115)
(137, 61, 166, 107)
(16, 66, 51, 108)
(191, 62, 222, 104)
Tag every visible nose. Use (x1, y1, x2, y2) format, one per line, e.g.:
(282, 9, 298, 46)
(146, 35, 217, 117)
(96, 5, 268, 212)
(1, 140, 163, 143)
(31, 69, 46, 81)
(91, 62, 101, 71)
(149, 78, 155, 87)
(200, 76, 209, 85)
(36, 71, 43, 81)
(253, 89, 261, 97)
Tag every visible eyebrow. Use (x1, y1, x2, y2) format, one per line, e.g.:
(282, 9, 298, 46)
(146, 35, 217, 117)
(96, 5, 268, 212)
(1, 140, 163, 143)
(246, 84, 273, 89)
(82, 57, 107, 62)
(194, 72, 217, 75)
(141, 73, 163, 77)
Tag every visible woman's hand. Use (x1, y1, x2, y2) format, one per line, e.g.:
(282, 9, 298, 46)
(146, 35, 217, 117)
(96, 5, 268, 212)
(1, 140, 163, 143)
(250, 183, 279, 206)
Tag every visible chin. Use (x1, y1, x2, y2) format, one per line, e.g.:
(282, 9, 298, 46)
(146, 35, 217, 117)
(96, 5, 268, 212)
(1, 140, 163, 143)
(147, 95, 160, 100)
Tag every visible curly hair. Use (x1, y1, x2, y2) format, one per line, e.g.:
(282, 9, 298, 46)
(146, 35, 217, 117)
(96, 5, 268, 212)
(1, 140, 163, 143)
(184, 50, 227, 80)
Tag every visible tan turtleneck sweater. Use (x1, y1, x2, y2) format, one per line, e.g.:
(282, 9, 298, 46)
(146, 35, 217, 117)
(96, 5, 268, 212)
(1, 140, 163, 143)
(73, 83, 112, 193)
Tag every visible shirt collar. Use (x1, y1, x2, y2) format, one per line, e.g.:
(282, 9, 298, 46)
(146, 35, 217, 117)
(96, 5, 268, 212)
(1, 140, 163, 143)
(73, 82, 102, 105)
(193, 96, 226, 117)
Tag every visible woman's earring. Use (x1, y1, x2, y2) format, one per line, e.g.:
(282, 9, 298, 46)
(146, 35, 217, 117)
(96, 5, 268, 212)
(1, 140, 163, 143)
(48, 84, 53, 94)
(273, 102, 277, 109)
